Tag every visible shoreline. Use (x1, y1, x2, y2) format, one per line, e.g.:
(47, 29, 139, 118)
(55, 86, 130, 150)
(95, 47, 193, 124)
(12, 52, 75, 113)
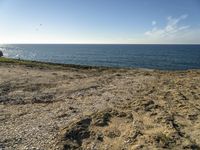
(1, 57, 199, 72)
(0, 57, 200, 149)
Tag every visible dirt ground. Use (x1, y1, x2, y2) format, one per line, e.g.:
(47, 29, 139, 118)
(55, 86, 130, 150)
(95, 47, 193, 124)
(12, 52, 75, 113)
(0, 62, 200, 150)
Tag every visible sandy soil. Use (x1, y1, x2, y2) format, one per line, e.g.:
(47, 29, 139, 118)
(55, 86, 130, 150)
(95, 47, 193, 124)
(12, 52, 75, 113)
(0, 62, 200, 150)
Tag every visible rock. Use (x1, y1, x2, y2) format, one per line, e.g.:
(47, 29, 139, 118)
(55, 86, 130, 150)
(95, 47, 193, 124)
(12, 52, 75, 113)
(0, 50, 3, 57)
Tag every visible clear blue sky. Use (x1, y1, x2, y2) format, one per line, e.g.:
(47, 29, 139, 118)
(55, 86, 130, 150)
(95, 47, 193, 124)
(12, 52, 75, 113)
(0, 0, 200, 44)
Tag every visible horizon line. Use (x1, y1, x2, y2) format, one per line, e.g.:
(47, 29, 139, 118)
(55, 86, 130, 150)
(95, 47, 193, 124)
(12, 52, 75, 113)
(1, 43, 200, 45)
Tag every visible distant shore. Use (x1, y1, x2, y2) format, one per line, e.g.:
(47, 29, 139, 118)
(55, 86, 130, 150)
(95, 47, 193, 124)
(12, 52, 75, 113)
(0, 57, 200, 149)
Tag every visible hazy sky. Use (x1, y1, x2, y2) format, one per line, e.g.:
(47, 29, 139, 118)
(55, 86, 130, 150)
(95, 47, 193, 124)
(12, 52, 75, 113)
(0, 0, 200, 44)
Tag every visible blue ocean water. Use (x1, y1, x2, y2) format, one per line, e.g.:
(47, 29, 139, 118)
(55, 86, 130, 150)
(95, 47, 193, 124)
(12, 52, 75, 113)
(0, 44, 200, 70)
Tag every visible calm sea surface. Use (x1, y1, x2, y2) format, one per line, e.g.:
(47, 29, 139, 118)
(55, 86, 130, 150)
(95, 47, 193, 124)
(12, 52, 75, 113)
(0, 44, 200, 70)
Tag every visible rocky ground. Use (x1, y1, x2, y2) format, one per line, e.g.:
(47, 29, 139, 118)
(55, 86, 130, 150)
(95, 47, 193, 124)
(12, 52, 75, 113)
(0, 60, 200, 150)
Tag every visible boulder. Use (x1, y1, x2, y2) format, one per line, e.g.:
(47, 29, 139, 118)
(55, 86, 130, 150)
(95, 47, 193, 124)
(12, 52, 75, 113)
(0, 50, 3, 57)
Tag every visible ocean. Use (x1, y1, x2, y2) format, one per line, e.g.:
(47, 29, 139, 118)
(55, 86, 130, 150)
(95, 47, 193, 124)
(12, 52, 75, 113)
(0, 44, 200, 70)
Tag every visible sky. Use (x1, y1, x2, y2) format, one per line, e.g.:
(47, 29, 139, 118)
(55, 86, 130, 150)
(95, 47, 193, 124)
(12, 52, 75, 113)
(0, 0, 200, 44)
